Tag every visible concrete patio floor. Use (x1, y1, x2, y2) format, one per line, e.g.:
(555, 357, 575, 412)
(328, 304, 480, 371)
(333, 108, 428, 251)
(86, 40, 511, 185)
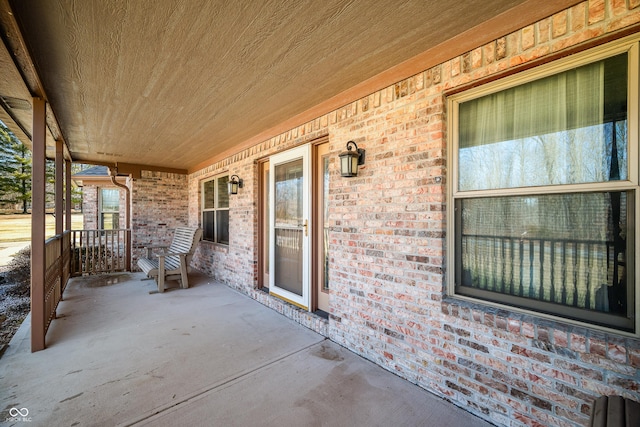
(0, 272, 494, 426)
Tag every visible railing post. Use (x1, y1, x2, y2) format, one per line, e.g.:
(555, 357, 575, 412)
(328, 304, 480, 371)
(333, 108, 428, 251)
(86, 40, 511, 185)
(57, 234, 63, 305)
(71, 230, 76, 276)
(126, 229, 131, 272)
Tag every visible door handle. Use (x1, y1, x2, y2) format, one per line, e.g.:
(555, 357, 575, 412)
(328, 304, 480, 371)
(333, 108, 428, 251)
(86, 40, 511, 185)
(303, 219, 308, 236)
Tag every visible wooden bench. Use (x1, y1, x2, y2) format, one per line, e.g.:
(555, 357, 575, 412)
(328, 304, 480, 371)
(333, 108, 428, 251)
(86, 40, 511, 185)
(590, 395, 640, 427)
(137, 227, 202, 293)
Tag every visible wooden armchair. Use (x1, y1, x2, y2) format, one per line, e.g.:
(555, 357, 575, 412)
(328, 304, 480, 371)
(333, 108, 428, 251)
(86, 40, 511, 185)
(137, 227, 202, 293)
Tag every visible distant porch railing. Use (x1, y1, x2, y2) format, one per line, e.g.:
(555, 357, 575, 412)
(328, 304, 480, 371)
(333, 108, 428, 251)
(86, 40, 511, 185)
(70, 229, 131, 276)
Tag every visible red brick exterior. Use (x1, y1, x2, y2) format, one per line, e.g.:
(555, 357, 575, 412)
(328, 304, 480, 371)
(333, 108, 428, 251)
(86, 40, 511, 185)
(186, 2, 640, 426)
(131, 171, 189, 269)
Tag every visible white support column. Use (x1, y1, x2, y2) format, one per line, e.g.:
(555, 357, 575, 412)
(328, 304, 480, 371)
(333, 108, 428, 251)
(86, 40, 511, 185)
(31, 97, 46, 352)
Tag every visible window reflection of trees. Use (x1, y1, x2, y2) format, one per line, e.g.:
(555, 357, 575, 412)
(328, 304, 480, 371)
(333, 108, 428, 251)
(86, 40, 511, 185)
(459, 122, 628, 191)
(455, 52, 631, 327)
(275, 160, 303, 227)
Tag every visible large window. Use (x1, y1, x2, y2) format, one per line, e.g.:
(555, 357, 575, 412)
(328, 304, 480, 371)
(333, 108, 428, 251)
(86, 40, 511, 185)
(448, 40, 638, 334)
(100, 188, 120, 230)
(201, 175, 229, 244)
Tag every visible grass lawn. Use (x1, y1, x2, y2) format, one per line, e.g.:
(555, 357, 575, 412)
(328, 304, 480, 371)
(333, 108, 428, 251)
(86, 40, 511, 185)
(0, 213, 84, 243)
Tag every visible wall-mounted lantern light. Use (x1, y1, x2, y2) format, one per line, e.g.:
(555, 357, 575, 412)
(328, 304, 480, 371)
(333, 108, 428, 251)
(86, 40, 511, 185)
(338, 141, 365, 177)
(228, 174, 243, 195)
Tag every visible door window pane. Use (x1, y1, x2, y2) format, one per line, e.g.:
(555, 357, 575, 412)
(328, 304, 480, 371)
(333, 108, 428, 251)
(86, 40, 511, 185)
(274, 158, 304, 296)
(275, 228, 303, 295)
(275, 159, 303, 226)
(265, 169, 270, 275)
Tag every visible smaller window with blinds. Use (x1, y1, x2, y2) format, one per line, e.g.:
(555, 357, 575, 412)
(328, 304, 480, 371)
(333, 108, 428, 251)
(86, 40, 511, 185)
(447, 40, 638, 334)
(201, 175, 230, 245)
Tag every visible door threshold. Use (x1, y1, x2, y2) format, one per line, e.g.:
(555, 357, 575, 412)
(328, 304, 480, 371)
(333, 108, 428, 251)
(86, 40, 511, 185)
(314, 309, 329, 320)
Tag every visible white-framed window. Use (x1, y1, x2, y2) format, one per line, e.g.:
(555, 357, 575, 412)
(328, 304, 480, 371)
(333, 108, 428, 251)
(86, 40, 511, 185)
(447, 38, 639, 334)
(201, 174, 229, 245)
(99, 188, 120, 230)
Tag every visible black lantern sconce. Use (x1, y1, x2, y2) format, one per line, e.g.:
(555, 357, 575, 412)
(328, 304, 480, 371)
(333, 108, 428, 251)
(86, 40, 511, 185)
(338, 141, 366, 177)
(228, 174, 244, 195)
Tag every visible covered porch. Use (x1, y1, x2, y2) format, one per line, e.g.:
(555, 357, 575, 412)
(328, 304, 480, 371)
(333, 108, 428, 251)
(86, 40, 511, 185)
(3, 1, 640, 426)
(0, 0, 581, 351)
(0, 272, 489, 426)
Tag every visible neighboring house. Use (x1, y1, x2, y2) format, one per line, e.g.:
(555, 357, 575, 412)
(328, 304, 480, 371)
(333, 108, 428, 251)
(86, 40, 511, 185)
(3, 1, 640, 426)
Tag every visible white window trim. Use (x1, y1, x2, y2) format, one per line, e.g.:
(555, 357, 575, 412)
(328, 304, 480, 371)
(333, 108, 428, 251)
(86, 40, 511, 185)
(446, 36, 640, 337)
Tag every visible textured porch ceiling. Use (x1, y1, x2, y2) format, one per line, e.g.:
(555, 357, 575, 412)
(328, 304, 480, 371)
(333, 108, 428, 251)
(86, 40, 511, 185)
(0, 0, 580, 173)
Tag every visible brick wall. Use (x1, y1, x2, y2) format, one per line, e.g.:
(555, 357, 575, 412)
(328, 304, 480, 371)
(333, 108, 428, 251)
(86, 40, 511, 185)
(188, 2, 640, 426)
(82, 186, 98, 230)
(131, 170, 189, 270)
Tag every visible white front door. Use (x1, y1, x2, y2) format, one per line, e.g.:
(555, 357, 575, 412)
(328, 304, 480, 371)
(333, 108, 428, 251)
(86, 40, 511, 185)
(269, 145, 311, 309)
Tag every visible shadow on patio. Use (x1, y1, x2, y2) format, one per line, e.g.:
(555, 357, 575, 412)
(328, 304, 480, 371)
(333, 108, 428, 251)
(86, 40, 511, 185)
(0, 272, 492, 426)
